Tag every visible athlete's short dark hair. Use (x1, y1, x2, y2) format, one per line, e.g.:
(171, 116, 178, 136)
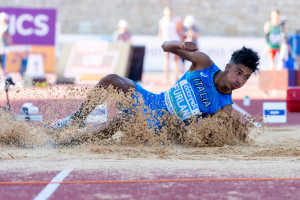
(229, 46, 260, 74)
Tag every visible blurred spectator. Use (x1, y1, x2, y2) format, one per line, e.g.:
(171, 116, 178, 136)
(181, 15, 199, 68)
(290, 30, 300, 69)
(264, 10, 284, 70)
(158, 6, 183, 82)
(183, 15, 199, 45)
(113, 19, 131, 42)
(0, 12, 11, 76)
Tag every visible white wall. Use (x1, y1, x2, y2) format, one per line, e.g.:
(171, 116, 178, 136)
(57, 34, 272, 72)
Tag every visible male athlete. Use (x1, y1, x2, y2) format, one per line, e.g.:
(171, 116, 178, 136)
(48, 40, 260, 135)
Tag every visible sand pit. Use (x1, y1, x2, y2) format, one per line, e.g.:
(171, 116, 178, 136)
(0, 85, 299, 163)
(0, 125, 299, 163)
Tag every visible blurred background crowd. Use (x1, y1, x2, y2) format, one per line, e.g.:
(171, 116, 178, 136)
(0, 0, 300, 88)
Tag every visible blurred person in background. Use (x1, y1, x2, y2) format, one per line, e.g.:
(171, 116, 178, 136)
(0, 12, 12, 77)
(290, 30, 300, 69)
(158, 6, 183, 82)
(183, 15, 199, 46)
(181, 15, 199, 70)
(113, 19, 131, 42)
(264, 10, 284, 70)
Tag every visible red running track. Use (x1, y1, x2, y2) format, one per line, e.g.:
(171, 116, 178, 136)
(0, 166, 300, 200)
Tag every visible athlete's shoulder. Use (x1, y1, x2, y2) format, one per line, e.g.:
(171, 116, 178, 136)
(193, 51, 213, 69)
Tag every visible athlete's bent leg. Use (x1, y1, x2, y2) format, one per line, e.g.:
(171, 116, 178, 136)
(48, 74, 136, 130)
(73, 74, 136, 122)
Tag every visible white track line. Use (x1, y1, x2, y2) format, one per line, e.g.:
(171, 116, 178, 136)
(232, 103, 261, 128)
(33, 162, 78, 200)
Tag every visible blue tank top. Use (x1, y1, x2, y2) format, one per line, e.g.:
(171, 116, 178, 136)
(161, 63, 232, 119)
(132, 63, 232, 121)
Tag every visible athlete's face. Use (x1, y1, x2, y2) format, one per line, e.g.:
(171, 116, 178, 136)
(224, 63, 252, 91)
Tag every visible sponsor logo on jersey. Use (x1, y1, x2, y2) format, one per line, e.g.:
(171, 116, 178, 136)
(164, 80, 200, 119)
(200, 72, 208, 77)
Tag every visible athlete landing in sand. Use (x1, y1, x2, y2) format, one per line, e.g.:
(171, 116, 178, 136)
(48, 40, 260, 136)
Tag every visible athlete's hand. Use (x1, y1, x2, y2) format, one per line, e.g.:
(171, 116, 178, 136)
(179, 41, 198, 52)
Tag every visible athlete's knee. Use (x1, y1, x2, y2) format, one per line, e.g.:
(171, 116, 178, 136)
(97, 74, 135, 92)
(99, 74, 121, 87)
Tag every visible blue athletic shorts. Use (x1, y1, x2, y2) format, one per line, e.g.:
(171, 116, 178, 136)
(120, 81, 168, 129)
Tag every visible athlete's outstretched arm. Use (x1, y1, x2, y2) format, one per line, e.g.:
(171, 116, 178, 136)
(162, 40, 213, 70)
